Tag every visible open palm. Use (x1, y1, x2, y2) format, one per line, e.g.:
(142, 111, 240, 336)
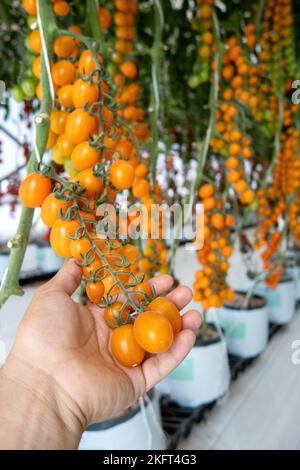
(10, 260, 201, 429)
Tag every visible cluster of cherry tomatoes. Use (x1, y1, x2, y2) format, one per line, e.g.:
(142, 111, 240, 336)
(189, 0, 215, 87)
(111, 0, 169, 277)
(252, 0, 300, 287)
(110, 296, 182, 368)
(17, 0, 183, 367)
(193, 183, 235, 309)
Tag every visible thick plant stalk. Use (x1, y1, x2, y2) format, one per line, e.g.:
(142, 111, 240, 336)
(0, 0, 57, 307)
(149, 0, 164, 183)
(87, 0, 107, 56)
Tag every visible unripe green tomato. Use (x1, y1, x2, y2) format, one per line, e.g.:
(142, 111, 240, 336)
(25, 51, 36, 66)
(64, 158, 79, 177)
(11, 85, 25, 102)
(21, 77, 36, 99)
(264, 110, 272, 121)
(188, 75, 201, 88)
(27, 15, 37, 29)
(24, 67, 35, 79)
(249, 198, 258, 211)
(199, 69, 209, 83)
(25, 35, 36, 53)
(107, 62, 118, 77)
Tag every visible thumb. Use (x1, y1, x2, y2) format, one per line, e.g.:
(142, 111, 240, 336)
(46, 259, 82, 296)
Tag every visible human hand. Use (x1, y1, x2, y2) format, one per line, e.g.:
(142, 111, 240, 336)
(1, 260, 201, 449)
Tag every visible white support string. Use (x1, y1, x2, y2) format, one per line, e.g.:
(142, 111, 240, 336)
(33, 122, 41, 164)
(35, 0, 55, 165)
(37, 1, 55, 105)
(144, 392, 168, 447)
(139, 396, 153, 450)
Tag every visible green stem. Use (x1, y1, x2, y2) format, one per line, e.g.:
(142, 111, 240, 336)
(149, 0, 164, 184)
(87, 0, 107, 56)
(255, 0, 266, 37)
(0, 0, 57, 308)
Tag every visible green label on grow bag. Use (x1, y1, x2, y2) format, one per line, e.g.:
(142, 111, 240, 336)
(168, 358, 193, 381)
(265, 291, 281, 307)
(256, 288, 281, 307)
(219, 319, 246, 340)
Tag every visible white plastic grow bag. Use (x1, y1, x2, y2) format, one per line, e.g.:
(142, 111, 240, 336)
(156, 333, 230, 407)
(285, 261, 300, 302)
(78, 391, 166, 450)
(255, 278, 296, 325)
(213, 294, 269, 358)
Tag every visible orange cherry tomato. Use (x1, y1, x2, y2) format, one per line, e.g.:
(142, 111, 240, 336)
(50, 219, 80, 258)
(133, 311, 174, 354)
(82, 257, 103, 279)
(22, 0, 37, 15)
(110, 324, 145, 368)
(41, 193, 69, 228)
(109, 160, 135, 190)
(52, 60, 76, 86)
(50, 110, 69, 135)
(86, 281, 105, 304)
(56, 133, 75, 157)
(32, 56, 41, 79)
(72, 79, 99, 109)
(148, 297, 182, 335)
(78, 50, 103, 76)
(54, 36, 75, 58)
(104, 301, 131, 327)
(28, 30, 41, 54)
(53, 1, 70, 16)
(132, 178, 150, 199)
(19, 173, 52, 208)
(119, 61, 138, 79)
(98, 6, 111, 30)
(131, 282, 153, 306)
(65, 109, 96, 144)
(75, 169, 103, 197)
(71, 142, 100, 171)
(57, 84, 74, 108)
(70, 236, 93, 261)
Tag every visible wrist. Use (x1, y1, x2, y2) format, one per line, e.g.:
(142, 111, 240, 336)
(0, 354, 84, 450)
